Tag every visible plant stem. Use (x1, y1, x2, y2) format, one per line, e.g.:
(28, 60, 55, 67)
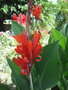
(29, 73, 33, 90)
(60, 63, 68, 90)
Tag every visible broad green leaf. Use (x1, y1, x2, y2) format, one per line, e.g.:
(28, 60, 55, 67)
(11, 20, 25, 35)
(63, 70, 68, 80)
(59, 46, 68, 70)
(12, 61, 28, 81)
(12, 61, 21, 74)
(60, 73, 68, 90)
(35, 41, 60, 89)
(0, 83, 10, 90)
(31, 65, 41, 90)
(7, 58, 30, 90)
(59, 46, 68, 79)
(33, 76, 42, 90)
(65, 36, 68, 59)
(60, 24, 68, 37)
(48, 29, 66, 50)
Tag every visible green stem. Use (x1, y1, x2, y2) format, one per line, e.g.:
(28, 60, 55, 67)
(66, 13, 68, 23)
(29, 73, 33, 90)
(60, 73, 68, 90)
(60, 62, 68, 90)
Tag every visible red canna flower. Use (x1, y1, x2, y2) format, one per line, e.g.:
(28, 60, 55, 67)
(17, 13, 26, 26)
(12, 30, 42, 75)
(12, 14, 18, 22)
(12, 13, 26, 27)
(32, 4, 42, 20)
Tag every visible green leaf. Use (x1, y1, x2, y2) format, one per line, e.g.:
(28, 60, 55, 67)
(0, 83, 10, 90)
(7, 58, 30, 90)
(63, 70, 68, 80)
(59, 46, 68, 80)
(11, 20, 25, 35)
(12, 61, 28, 82)
(33, 76, 41, 90)
(35, 41, 60, 89)
(48, 29, 66, 50)
(59, 46, 68, 69)
(12, 61, 21, 75)
(60, 24, 68, 37)
(65, 36, 68, 59)
(60, 73, 68, 90)
(31, 18, 35, 32)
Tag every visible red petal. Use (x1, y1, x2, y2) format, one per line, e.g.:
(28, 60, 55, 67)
(21, 68, 27, 75)
(12, 14, 17, 22)
(32, 4, 42, 20)
(12, 58, 22, 67)
(33, 31, 41, 49)
(12, 30, 27, 44)
(27, 40, 32, 59)
(36, 55, 41, 62)
(21, 66, 29, 75)
(33, 45, 42, 59)
(15, 44, 24, 55)
(23, 57, 29, 63)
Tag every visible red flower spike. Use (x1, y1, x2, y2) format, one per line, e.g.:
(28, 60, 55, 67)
(32, 4, 42, 20)
(12, 30, 42, 75)
(12, 14, 18, 22)
(12, 13, 26, 27)
(18, 13, 26, 26)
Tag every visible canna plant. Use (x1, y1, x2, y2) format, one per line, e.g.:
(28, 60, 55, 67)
(12, 30, 42, 76)
(6, 0, 68, 90)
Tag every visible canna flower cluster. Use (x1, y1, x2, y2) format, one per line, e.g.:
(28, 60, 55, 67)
(13, 13, 26, 27)
(32, 4, 42, 20)
(12, 30, 42, 75)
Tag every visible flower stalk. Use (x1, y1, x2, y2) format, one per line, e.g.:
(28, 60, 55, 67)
(27, 0, 33, 25)
(29, 73, 34, 90)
